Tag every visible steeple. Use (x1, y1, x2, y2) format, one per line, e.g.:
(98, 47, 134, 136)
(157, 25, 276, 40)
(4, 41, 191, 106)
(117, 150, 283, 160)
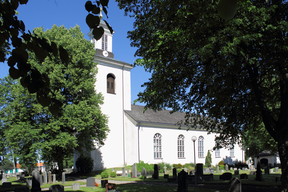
(88, 8, 114, 58)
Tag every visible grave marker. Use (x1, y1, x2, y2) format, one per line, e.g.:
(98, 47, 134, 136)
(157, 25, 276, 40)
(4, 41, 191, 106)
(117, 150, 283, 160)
(177, 170, 188, 192)
(132, 163, 137, 177)
(153, 164, 159, 179)
(86, 177, 95, 187)
(53, 174, 56, 183)
(43, 171, 47, 184)
(31, 170, 41, 192)
(71, 183, 80, 190)
(229, 177, 242, 192)
(49, 184, 64, 192)
(62, 172, 65, 184)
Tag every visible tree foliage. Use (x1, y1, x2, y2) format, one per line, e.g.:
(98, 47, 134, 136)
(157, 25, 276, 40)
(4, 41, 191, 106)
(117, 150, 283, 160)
(0, 0, 112, 112)
(117, 0, 288, 190)
(205, 150, 212, 167)
(0, 25, 108, 175)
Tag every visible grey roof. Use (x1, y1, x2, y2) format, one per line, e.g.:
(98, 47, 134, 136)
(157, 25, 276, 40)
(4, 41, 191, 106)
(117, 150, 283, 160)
(125, 105, 187, 126)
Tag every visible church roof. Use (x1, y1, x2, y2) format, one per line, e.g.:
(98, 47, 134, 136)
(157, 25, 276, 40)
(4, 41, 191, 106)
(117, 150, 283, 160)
(125, 105, 186, 126)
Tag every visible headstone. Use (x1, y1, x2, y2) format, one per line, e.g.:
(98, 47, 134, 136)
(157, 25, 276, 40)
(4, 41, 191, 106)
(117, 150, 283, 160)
(71, 183, 80, 190)
(249, 171, 255, 175)
(177, 170, 188, 192)
(270, 168, 274, 174)
(62, 172, 65, 184)
(48, 171, 52, 184)
(210, 168, 214, 174)
(225, 164, 229, 171)
(25, 178, 32, 187)
(31, 170, 41, 192)
(221, 170, 224, 173)
(132, 163, 137, 177)
(230, 167, 233, 171)
(220, 172, 232, 180)
(164, 174, 169, 178)
(101, 180, 108, 188)
(122, 167, 126, 177)
(1, 176, 7, 184)
(86, 177, 96, 187)
(183, 168, 187, 172)
(196, 163, 203, 176)
(141, 167, 147, 177)
(234, 170, 239, 175)
(265, 167, 269, 174)
(43, 171, 47, 184)
(112, 168, 115, 172)
(53, 174, 56, 183)
(15, 186, 29, 192)
(164, 166, 167, 174)
(240, 174, 248, 180)
(229, 177, 241, 192)
(216, 165, 219, 172)
(275, 167, 279, 172)
(255, 161, 263, 181)
(49, 184, 64, 192)
(153, 164, 159, 179)
(2, 182, 12, 188)
(173, 168, 177, 178)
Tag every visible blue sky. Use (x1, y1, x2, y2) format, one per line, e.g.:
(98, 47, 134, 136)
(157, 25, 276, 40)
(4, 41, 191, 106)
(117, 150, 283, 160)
(1, 0, 150, 105)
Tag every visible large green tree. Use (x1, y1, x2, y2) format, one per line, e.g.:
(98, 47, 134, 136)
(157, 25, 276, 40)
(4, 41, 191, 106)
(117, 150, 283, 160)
(0, 25, 108, 175)
(117, 0, 288, 190)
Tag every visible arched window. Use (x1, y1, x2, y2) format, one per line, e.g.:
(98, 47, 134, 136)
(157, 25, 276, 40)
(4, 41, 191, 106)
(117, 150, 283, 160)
(215, 148, 220, 158)
(198, 136, 204, 158)
(102, 34, 108, 51)
(178, 135, 185, 158)
(154, 133, 162, 159)
(107, 74, 115, 94)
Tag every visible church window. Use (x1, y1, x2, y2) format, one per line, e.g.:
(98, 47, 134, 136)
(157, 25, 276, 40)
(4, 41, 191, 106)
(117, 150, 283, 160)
(102, 34, 108, 51)
(107, 74, 115, 94)
(215, 148, 220, 158)
(230, 148, 234, 157)
(198, 136, 204, 158)
(154, 133, 162, 159)
(177, 135, 185, 158)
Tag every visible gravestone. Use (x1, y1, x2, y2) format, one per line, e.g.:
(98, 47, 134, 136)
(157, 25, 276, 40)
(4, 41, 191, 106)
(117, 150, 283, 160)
(270, 168, 274, 174)
(43, 171, 47, 184)
(264, 167, 269, 174)
(71, 183, 80, 190)
(86, 177, 96, 187)
(101, 180, 108, 188)
(164, 174, 169, 178)
(15, 186, 29, 192)
(225, 164, 229, 171)
(183, 168, 187, 172)
(216, 165, 219, 172)
(113, 168, 115, 172)
(1, 176, 7, 184)
(122, 167, 126, 177)
(48, 171, 52, 184)
(229, 177, 241, 192)
(31, 170, 41, 192)
(53, 174, 56, 183)
(153, 164, 159, 179)
(196, 163, 203, 176)
(177, 170, 188, 192)
(173, 168, 177, 178)
(220, 172, 232, 180)
(164, 165, 167, 174)
(255, 161, 263, 181)
(141, 167, 147, 177)
(234, 170, 239, 175)
(2, 182, 12, 188)
(240, 174, 248, 180)
(62, 172, 65, 184)
(49, 184, 64, 192)
(210, 168, 214, 174)
(275, 167, 279, 172)
(132, 163, 137, 177)
(25, 178, 32, 187)
(249, 171, 255, 175)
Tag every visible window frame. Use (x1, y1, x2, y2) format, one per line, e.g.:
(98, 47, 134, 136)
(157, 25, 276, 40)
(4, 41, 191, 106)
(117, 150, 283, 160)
(177, 135, 185, 159)
(198, 136, 204, 158)
(154, 133, 162, 159)
(107, 74, 115, 94)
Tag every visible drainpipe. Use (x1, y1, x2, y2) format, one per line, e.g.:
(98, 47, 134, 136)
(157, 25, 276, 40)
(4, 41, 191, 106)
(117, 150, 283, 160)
(138, 123, 140, 163)
(122, 64, 126, 167)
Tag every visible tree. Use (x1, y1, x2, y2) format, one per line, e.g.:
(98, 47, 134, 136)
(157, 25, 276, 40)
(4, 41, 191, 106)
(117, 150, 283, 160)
(205, 150, 212, 167)
(117, 0, 288, 190)
(0, 25, 108, 176)
(0, 0, 112, 111)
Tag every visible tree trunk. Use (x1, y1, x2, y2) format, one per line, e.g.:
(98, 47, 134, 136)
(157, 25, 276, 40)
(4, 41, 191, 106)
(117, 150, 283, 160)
(57, 156, 63, 180)
(278, 134, 288, 192)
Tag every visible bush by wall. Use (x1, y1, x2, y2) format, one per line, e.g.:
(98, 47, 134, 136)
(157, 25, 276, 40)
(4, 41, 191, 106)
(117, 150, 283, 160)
(101, 171, 109, 179)
(110, 171, 116, 177)
(75, 155, 94, 173)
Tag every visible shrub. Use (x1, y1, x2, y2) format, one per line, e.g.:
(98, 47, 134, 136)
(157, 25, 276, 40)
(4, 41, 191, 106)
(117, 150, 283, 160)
(234, 162, 248, 169)
(205, 150, 212, 167)
(139, 175, 146, 179)
(157, 162, 171, 173)
(219, 165, 225, 170)
(172, 163, 182, 169)
(110, 172, 116, 178)
(75, 155, 94, 173)
(101, 171, 109, 179)
(218, 160, 225, 166)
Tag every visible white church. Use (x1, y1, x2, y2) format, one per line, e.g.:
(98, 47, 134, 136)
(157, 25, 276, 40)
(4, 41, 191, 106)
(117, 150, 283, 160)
(74, 20, 244, 171)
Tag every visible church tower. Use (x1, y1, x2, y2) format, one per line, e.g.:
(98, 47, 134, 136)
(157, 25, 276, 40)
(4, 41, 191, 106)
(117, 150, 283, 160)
(88, 20, 133, 170)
